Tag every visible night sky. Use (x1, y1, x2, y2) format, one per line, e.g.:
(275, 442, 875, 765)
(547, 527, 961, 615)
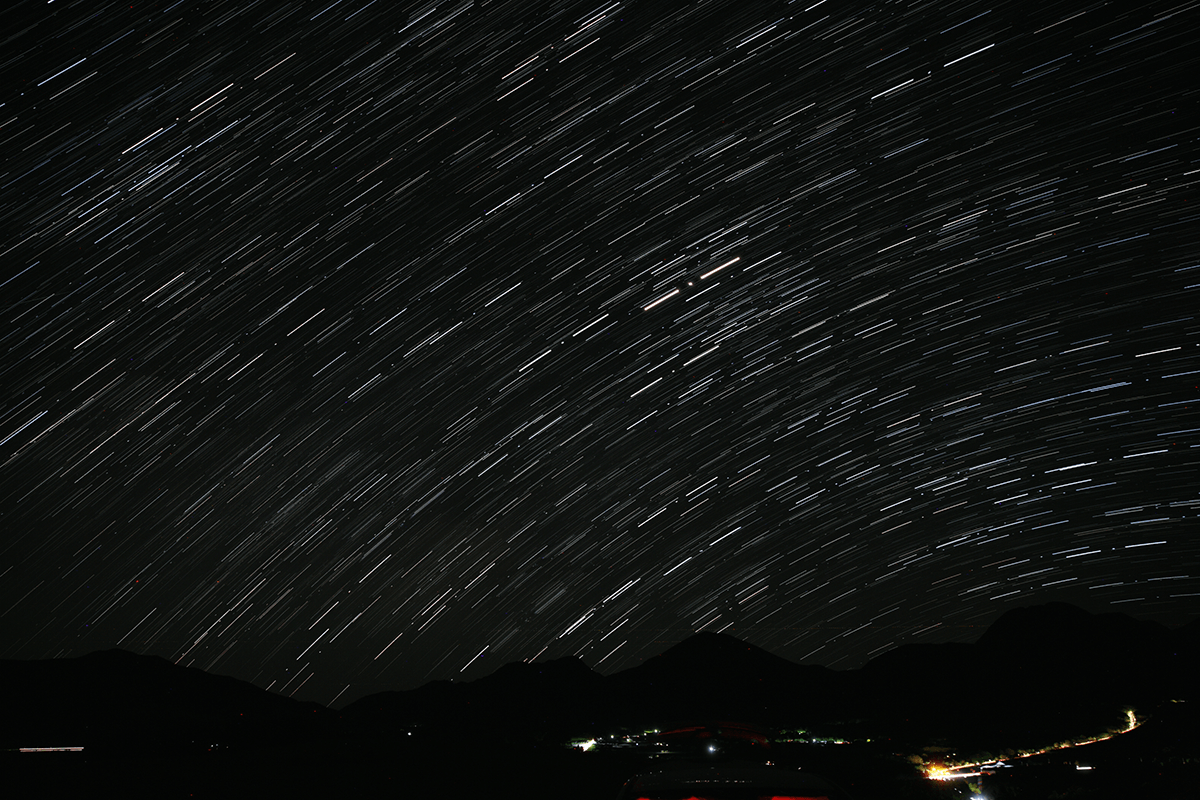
(3, 0, 1198, 708)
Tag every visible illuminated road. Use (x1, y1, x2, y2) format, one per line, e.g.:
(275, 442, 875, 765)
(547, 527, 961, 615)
(926, 709, 1141, 781)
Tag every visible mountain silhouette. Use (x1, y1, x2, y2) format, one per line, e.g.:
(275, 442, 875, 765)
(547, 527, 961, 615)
(339, 602, 1197, 751)
(341, 655, 607, 740)
(973, 601, 1187, 702)
(5, 602, 1195, 759)
(1, 648, 333, 754)
(852, 602, 1197, 749)
(601, 631, 852, 726)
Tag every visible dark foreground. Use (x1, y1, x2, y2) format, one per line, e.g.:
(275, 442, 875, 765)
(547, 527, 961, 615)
(3, 740, 931, 800)
(8, 737, 1197, 800)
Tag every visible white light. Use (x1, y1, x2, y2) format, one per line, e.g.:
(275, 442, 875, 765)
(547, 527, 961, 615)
(643, 288, 680, 310)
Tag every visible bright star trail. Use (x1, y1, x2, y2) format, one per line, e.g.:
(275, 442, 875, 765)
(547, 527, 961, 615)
(2, 0, 1197, 706)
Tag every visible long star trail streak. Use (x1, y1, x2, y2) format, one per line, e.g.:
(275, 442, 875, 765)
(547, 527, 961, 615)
(1, 0, 1197, 706)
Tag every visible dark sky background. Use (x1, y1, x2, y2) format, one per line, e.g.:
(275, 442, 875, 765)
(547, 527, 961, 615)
(2, 0, 1197, 708)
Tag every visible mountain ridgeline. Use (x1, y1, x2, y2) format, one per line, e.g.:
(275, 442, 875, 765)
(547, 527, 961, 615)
(343, 602, 1199, 750)
(5, 602, 1197, 755)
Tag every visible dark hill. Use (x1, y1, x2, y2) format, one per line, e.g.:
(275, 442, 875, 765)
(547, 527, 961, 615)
(976, 601, 1175, 657)
(341, 603, 1196, 748)
(340, 655, 609, 741)
(973, 601, 1190, 705)
(6, 602, 1195, 760)
(602, 631, 852, 726)
(344, 631, 856, 735)
(1, 649, 334, 754)
(852, 602, 1197, 750)
(859, 641, 975, 686)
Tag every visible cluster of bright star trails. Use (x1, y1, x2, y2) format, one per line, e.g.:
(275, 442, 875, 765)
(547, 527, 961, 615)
(2, 0, 1197, 707)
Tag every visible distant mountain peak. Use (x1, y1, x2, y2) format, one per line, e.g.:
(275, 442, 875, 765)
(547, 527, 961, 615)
(628, 631, 819, 683)
(479, 654, 601, 686)
(976, 601, 1172, 653)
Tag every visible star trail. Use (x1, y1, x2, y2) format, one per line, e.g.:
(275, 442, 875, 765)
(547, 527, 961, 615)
(2, 0, 1197, 707)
